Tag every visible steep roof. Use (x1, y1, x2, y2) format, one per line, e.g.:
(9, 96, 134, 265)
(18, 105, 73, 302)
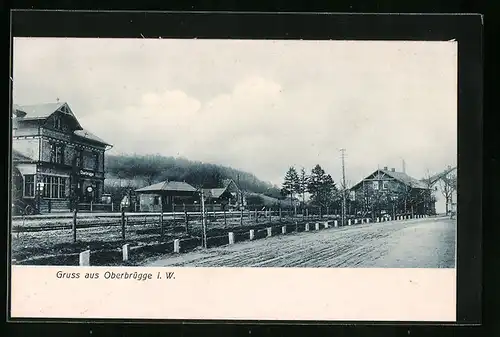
(203, 187, 230, 199)
(135, 181, 197, 193)
(14, 102, 111, 147)
(423, 166, 457, 186)
(14, 102, 66, 120)
(74, 128, 111, 146)
(381, 169, 429, 189)
(352, 169, 429, 190)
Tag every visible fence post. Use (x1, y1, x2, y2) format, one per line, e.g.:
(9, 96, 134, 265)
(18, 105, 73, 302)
(315, 222, 320, 230)
(334, 220, 338, 227)
(249, 229, 255, 240)
(228, 232, 235, 245)
(111, 202, 114, 212)
(306, 208, 309, 219)
(160, 208, 164, 239)
(184, 204, 189, 234)
(90, 201, 93, 213)
(122, 244, 130, 262)
(267, 227, 272, 237)
(324, 221, 329, 229)
(295, 221, 298, 232)
(79, 250, 90, 266)
(72, 207, 78, 243)
(121, 209, 126, 240)
(173, 239, 180, 253)
(282, 225, 286, 234)
(305, 223, 310, 231)
(348, 219, 352, 226)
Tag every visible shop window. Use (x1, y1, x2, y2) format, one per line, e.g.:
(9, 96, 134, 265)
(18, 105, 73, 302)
(59, 177, 66, 198)
(41, 175, 67, 198)
(23, 175, 35, 197)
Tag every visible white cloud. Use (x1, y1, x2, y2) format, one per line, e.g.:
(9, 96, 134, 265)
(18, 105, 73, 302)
(13, 38, 457, 186)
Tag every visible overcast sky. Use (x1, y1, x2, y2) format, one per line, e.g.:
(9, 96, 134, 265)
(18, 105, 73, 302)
(12, 38, 457, 187)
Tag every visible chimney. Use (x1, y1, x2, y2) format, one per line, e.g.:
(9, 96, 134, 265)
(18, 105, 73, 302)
(391, 168, 395, 172)
(383, 166, 388, 170)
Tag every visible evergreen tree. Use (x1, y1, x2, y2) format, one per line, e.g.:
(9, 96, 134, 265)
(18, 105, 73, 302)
(281, 167, 300, 208)
(298, 167, 308, 208)
(307, 164, 338, 211)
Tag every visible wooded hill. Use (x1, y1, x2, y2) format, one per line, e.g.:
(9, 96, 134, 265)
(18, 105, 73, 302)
(104, 153, 283, 199)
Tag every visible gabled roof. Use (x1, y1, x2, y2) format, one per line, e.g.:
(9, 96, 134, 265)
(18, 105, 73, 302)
(14, 102, 67, 120)
(203, 187, 231, 199)
(423, 166, 457, 186)
(135, 181, 197, 193)
(14, 102, 112, 147)
(352, 169, 429, 190)
(222, 179, 233, 187)
(382, 170, 429, 189)
(74, 128, 111, 146)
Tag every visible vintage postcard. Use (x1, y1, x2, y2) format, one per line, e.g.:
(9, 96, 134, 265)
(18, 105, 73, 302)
(10, 37, 458, 321)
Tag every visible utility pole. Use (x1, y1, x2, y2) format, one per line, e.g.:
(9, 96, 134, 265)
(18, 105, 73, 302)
(200, 189, 207, 249)
(340, 149, 347, 226)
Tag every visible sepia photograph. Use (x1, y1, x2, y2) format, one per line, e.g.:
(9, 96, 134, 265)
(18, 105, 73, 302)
(10, 37, 458, 269)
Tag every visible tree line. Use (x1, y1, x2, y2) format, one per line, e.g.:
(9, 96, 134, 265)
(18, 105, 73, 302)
(281, 164, 340, 215)
(104, 154, 283, 202)
(281, 164, 458, 218)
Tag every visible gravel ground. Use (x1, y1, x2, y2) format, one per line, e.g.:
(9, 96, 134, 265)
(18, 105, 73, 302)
(10, 214, 323, 262)
(144, 217, 456, 268)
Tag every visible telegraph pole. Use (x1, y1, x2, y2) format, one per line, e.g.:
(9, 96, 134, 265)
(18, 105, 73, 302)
(200, 189, 207, 249)
(340, 149, 347, 226)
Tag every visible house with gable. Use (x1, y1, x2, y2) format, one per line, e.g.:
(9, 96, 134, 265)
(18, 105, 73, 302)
(11, 102, 112, 214)
(349, 166, 435, 217)
(204, 179, 247, 210)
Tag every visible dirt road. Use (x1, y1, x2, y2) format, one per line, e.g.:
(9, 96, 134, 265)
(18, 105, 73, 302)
(144, 217, 456, 268)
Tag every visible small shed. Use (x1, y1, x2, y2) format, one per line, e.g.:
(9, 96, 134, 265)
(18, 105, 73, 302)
(135, 181, 198, 212)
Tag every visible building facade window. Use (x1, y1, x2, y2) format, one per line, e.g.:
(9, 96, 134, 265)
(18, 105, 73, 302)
(373, 181, 379, 190)
(382, 181, 389, 190)
(75, 148, 83, 168)
(42, 175, 67, 198)
(23, 175, 35, 197)
(94, 151, 99, 171)
(49, 143, 64, 164)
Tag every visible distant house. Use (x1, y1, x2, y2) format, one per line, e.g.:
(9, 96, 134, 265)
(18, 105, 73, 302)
(203, 179, 246, 210)
(135, 181, 198, 212)
(11, 102, 112, 214)
(350, 166, 435, 216)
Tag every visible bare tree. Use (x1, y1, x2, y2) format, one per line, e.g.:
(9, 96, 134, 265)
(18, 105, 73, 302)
(439, 172, 457, 214)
